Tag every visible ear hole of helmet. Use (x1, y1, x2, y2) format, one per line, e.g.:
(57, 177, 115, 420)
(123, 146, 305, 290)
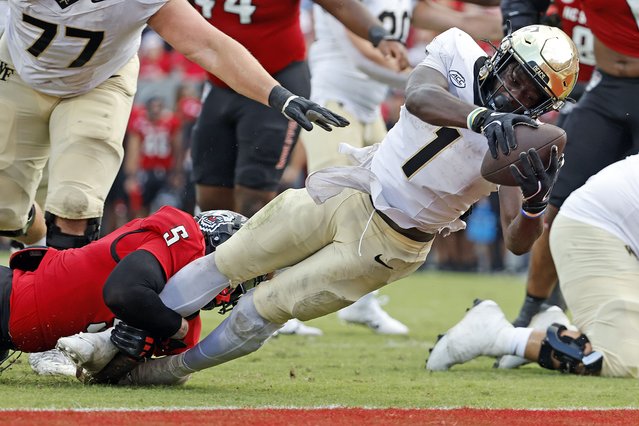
(194, 210, 247, 255)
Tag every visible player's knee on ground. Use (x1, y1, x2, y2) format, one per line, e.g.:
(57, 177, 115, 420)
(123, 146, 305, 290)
(537, 323, 603, 375)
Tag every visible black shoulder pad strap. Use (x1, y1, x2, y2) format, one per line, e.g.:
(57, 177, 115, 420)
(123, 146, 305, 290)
(9, 247, 49, 271)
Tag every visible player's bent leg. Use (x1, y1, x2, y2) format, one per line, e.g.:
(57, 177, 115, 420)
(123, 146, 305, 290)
(427, 300, 530, 371)
(121, 291, 281, 385)
(535, 324, 603, 375)
(46, 55, 135, 245)
(0, 204, 46, 246)
(551, 215, 639, 377)
(45, 212, 102, 249)
(495, 305, 575, 369)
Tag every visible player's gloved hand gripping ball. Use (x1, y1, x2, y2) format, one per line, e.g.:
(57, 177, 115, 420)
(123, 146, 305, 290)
(468, 107, 539, 159)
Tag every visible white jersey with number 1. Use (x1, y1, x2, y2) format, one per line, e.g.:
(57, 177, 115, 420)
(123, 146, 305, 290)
(6, 0, 168, 97)
(307, 28, 497, 235)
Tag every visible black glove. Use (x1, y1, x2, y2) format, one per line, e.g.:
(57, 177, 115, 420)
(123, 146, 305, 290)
(111, 321, 157, 360)
(501, 0, 551, 32)
(469, 108, 538, 159)
(509, 145, 563, 215)
(268, 86, 350, 132)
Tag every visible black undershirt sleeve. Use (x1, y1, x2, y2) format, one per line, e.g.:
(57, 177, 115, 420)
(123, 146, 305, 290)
(103, 250, 182, 338)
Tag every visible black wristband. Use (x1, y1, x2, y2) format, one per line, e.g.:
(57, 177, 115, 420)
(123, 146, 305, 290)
(367, 25, 390, 48)
(268, 85, 294, 112)
(522, 200, 548, 215)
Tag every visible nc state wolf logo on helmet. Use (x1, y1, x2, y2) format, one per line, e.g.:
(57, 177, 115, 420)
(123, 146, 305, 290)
(194, 210, 247, 254)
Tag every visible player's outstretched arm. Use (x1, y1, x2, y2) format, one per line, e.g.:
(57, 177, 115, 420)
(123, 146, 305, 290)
(148, 0, 348, 131)
(405, 65, 478, 128)
(315, 0, 409, 70)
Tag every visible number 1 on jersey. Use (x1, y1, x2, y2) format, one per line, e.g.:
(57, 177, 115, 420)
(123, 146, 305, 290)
(402, 127, 462, 179)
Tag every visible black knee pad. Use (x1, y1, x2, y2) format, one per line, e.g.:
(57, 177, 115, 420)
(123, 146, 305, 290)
(538, 323, 603, 374)
(45, 212, 102, 249)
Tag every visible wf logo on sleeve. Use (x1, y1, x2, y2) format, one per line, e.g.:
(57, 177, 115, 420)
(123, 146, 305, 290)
(0, 62, 14, 81)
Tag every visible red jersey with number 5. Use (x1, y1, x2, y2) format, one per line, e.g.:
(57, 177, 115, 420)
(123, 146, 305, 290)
(9, 206, 205, 352)
(189, 0, 306, 88)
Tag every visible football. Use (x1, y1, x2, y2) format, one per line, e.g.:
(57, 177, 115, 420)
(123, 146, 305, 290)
(480, 123, 567, 186)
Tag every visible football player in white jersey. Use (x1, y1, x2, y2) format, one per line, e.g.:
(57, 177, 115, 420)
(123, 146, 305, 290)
(298, 0, 503, 336)
(0, 1, 7, 36)
(0, 0, 348, 251)
(428, 154, 639, 378)
(65, 24, 578, 385)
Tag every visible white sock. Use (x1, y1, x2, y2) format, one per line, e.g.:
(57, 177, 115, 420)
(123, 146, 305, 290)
(509, 327, 534, 357)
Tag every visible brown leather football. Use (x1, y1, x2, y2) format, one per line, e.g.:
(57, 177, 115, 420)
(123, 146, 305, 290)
(480, 123, 567, 186)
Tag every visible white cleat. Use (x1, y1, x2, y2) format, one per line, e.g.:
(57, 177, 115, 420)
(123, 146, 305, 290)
(427, 299, 512, 371)
(56, 328, 119, 374)
(29, 349, 78, 377)
(274, 319, 323, 336)
(338, 293, 409, 335)
(494, 305, 575, 369)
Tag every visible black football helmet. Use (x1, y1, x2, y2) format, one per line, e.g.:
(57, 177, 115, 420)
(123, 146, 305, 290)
(194, 210, 247, 254)
(478, 25, 579, 118)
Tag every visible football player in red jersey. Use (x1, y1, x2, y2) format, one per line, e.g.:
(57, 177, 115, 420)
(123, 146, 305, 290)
(0, 206, 248, 380)
(501, 0, 639, 330)
(189, 0, 409, 218)
(124, 97, 183, 217)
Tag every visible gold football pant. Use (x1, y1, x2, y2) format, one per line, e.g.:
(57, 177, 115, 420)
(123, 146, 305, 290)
(216, 187, 432, 323)
(550, 214, 639, 378)
(0, 35, 137, 231)
(302, 101, 387, 173)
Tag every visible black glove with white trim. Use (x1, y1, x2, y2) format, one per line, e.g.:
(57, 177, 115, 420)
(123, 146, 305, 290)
(510, 145, 563, 215)
(268, 86, 350, 131)
(469, 108, 538, 158)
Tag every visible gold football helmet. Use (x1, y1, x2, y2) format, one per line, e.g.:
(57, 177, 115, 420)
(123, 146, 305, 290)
(479, 25, 579, 118)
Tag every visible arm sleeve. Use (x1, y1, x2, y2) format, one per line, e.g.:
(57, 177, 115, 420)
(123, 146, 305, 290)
(103, 250, 183, 338)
